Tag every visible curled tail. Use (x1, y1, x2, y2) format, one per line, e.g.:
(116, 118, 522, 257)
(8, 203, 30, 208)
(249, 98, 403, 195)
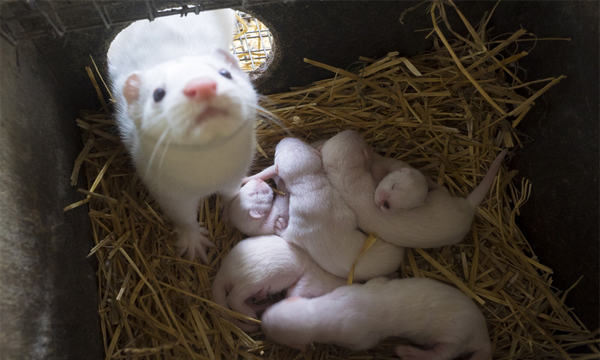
(467, 148, 508, 207)
(211, 275, 260, 332)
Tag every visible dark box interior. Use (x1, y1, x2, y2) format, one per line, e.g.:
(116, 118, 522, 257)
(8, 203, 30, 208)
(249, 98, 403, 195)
(0, 1, 597, 359)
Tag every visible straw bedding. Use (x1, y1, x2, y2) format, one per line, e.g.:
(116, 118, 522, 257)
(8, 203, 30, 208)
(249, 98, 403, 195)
(67, 1, 599, 359)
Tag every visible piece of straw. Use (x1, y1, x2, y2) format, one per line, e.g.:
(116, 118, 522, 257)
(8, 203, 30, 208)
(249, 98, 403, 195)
(70, 1, 598, 358)
(347, 235, 379, 285)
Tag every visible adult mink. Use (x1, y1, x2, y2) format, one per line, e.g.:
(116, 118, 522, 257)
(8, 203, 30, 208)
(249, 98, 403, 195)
(108, 9, 258, 263)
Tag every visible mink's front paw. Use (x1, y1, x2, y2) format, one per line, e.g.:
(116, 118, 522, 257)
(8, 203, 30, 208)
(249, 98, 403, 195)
(275, 216, 288, 233)
(174, 226, 214, 263)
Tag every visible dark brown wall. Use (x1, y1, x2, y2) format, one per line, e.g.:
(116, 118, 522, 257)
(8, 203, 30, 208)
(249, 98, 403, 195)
(0, 8, 101, 360)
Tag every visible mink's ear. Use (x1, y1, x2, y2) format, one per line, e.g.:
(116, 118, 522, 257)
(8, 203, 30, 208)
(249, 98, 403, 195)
(249, 209, 266, 219)
(215, 48, 241, 70)
(123, 72, 141, 105)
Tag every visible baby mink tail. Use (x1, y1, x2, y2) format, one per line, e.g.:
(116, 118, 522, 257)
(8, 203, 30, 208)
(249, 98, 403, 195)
(466, 148, 508, 208)
(211, 276, 259, 332)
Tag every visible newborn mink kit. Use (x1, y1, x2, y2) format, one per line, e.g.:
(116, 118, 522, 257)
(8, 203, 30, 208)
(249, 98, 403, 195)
(0, 1, 597, 359)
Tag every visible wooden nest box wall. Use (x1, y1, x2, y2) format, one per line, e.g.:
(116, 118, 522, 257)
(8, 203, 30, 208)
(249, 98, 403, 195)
(0, 1, 598, 359)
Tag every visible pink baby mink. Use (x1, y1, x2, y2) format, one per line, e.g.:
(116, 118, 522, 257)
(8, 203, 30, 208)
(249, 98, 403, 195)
(211, 235, 346, 332)
(320, 130, 508, 249)
(227, 177, 289, 236)
(244, 137, 405, 281)
(261, 277, 491, 360)
(375, 167, 429, 211)
(229, 139, 328, 235)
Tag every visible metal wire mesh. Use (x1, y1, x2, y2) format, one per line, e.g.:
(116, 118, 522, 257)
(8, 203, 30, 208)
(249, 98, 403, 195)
(0, 0, 277, 47)
(232, 11, 273, 72)
(1, 1, 273, 73)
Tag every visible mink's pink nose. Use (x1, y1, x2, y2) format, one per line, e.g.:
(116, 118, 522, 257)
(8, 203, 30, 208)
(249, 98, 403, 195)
(183, 78, 217, 101)
(376, 191, 389, 209)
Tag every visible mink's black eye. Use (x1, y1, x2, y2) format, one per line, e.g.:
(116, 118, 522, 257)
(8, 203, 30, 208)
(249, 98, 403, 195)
(219, 69, 232, 79)
(153, 88, 166, 102)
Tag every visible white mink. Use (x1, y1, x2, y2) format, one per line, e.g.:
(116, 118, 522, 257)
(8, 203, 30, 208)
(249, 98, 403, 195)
(321, 130, 508, 249)
(374, 167, 429, 211)
(321, 140, 431, 212)
(261, 277, 491, 360)
(211, 235, 346, 331)
(107, 9, 258, 263)
(228, 177, 289, 236)
(246, 137, 404, 281)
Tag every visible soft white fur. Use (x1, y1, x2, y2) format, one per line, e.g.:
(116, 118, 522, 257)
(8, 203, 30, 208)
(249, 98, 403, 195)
(261, 277, 491, 360)
(375, 167, 429, 211)
(245, 137, 404, 281)
(211, 235, 346, 331)
(321, 130, 507, 249)
(370, 152, 411, 183)
(108, 9, 258, 263)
